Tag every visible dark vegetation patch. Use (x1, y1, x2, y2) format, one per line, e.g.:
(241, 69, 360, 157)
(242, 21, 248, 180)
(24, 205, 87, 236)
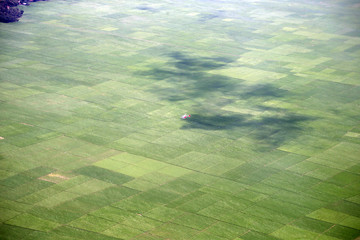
(0, 0, 48, 23)
(0, 224, 35, 240)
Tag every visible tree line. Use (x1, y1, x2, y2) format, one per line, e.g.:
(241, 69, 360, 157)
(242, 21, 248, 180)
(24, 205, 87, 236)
(0, 0, 47, 23)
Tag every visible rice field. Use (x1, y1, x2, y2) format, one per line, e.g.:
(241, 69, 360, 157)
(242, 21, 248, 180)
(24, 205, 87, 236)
(0, 0, 360, 239)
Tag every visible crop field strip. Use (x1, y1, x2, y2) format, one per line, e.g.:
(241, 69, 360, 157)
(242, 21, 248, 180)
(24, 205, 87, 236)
(0, 0, 360, 239)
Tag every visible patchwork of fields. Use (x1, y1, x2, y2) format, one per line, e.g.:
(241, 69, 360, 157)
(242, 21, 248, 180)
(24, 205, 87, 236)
(1, 0, 360, 239)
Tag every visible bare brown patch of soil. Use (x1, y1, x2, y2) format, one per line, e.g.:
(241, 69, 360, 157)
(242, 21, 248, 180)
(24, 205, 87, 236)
(39, 173, 70, 183)
(20, 122, 34, 127)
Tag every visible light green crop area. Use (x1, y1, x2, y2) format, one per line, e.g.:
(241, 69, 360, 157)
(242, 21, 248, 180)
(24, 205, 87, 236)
(1, 0, 360, 239)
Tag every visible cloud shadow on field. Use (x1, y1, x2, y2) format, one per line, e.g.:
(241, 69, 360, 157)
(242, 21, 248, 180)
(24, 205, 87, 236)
(140, 52, 239, 102)
(138, 51, 313, 148)
(137, 6, 157, 12)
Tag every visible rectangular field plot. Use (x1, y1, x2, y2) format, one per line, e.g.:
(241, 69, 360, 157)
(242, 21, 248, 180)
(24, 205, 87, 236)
(1, 0, 359, 239)
(5, 213, 60, 232)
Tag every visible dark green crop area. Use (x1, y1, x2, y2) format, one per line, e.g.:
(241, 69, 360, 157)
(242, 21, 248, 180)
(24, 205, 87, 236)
(1, 0, 360, 239)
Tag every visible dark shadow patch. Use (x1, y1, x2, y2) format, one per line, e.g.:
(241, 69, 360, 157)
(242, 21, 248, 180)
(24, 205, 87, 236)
(242, 84, 288, 99)
(250, 113, 313, 147)
(182, 112, 313, 148)
(73, 166, 133, 185)
(138, 51, 314, 148)
(139, 51, 239, 101)
(136, 5, 158, 12)
(170, 52, 231, 71)
(182, 113, 248, 130)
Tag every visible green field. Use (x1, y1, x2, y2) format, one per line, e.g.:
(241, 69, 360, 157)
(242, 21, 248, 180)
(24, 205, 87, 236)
(1, 0, 360, 239)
